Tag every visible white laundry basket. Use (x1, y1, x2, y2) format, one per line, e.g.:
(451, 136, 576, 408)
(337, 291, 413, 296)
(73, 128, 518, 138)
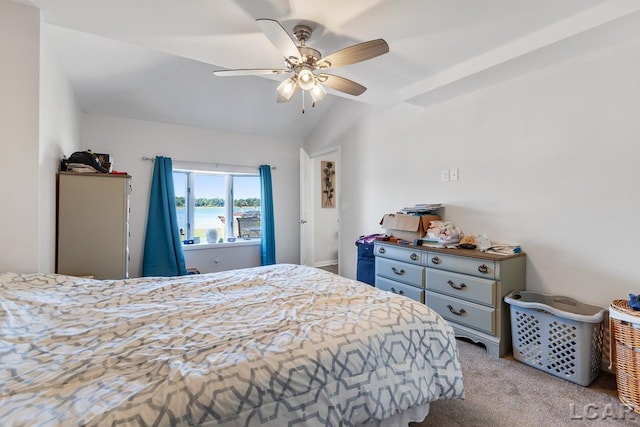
(504, 291, 606, 386)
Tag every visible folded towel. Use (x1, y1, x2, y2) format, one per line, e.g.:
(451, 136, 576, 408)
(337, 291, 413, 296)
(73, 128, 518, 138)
(629, 294, 640, 310)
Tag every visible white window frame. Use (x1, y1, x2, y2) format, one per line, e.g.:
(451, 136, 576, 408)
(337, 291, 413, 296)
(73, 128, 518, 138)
(173, 166, 261, 247)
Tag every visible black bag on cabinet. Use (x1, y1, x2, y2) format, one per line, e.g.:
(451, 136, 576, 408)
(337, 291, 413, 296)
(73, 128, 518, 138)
(63, 151, 109, 173)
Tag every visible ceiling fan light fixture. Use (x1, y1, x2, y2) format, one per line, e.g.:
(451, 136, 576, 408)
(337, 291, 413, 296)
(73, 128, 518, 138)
(277, 77, 297, 101)
(297, 68, 315, 91)
(217, 19, 388, 108)
(310, 82, 327, 102)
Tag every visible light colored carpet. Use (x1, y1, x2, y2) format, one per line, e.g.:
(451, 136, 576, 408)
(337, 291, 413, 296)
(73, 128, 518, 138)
(412, 339, 638, 426)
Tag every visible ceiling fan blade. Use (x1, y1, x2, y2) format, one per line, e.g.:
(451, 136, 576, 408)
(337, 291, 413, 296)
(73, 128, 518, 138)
(317, 74, 367, 96)
(317, 39, 389, 69)
(256, 18, 301, 62)
(213, 69, 288, 77)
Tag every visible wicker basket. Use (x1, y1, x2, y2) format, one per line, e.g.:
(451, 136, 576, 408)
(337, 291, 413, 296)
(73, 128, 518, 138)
(610, 299, 640, 414)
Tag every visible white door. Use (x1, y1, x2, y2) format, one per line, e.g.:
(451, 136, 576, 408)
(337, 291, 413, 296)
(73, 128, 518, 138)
(299, 148, 314, 266)
(300, 147, 341, 270)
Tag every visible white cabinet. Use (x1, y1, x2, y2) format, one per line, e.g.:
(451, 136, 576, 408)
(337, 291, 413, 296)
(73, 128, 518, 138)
(57, 172, 131, 279)
(374, 241, 525, 357)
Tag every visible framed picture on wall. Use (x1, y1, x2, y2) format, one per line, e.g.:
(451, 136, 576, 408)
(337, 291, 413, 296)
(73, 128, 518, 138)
(321, 160, 335, 208)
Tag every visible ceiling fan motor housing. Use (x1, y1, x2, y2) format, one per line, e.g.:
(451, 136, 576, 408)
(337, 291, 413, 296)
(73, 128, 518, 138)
(293, 25, 312, 43)
(299, 46, 321, 63)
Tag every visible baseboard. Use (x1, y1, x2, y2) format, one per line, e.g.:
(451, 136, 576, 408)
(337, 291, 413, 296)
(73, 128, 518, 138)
(314, 260, 338, 268)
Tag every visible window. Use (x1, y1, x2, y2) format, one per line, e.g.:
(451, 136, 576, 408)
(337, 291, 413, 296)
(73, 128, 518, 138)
(173, 170, 261, 244)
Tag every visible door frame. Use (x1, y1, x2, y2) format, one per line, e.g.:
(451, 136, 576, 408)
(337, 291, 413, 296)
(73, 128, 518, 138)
(299, 148, 314, 266)
(299, 146, 341, 272)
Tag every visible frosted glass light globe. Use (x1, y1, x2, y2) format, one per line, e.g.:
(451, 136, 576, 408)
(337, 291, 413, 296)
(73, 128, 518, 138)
(297, 68, 315, 91)
(276, 78, 297, 100)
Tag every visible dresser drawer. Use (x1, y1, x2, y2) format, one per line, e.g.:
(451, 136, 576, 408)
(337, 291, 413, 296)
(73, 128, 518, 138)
(376, 276, 424, 303)
(427, 253, 496, 279)
(374, 243, 422, 265)
(375, 257, 424, 288)
(426, 291, 495, 335)
(426, 269, 496, 306)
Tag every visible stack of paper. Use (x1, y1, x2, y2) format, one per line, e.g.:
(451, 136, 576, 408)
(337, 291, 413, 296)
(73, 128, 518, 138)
(401, 203, 442, 214)
(486, 244, 522, 255)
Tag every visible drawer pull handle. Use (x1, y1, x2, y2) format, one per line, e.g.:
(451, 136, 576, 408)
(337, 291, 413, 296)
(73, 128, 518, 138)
(390, 287, 405, 295)
(478, 264, 489, 274)
(410, 253, 418, 261)
(378, 247, 386, 254)
(391, 267, 405, 275)
(431, 256, 441, 265)
(448, 280, 467, 290)
(447, 305, 467, 316)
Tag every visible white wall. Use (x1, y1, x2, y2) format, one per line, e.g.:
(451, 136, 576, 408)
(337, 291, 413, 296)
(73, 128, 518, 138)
(305, 38, 640, 308)
(0, 1, 40, 273)
(39, 21, 83, 273)
(0, 2, 82, 274)
(82, 114, 301, 277)
(181, 243, 261, 275)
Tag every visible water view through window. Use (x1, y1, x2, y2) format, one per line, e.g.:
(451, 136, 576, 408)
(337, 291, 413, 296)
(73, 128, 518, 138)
(173, 172, 261, 243)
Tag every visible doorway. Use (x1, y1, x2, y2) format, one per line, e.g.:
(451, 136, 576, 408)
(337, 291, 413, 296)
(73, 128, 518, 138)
(299, 147, 340, 273)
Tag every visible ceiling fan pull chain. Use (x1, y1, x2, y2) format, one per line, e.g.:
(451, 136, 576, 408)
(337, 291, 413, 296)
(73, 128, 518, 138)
(302, 89, 305, 114)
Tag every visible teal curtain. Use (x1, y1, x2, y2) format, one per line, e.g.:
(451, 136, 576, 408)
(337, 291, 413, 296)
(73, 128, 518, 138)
(259, 165, 276, 265)
(142, 156, 188, 276)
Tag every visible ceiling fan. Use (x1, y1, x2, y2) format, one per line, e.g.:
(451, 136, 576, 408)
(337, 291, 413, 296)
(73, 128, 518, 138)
(213, 19, 389, 112)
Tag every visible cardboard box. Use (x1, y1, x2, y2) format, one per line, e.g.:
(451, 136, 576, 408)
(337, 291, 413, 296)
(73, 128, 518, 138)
(380, 213, 441, 241)
(420, 214, 442, 233)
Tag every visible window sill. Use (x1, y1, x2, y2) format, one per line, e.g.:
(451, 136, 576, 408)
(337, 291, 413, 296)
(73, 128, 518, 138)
(182, 239, 261, 251)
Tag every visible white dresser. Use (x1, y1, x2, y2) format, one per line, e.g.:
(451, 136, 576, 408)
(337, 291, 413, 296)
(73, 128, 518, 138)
(374, 241, 525, 357)
(57, 172, 131, 279)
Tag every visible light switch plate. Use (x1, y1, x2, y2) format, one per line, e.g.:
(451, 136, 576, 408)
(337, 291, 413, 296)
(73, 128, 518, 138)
(450, 168, 459, 181)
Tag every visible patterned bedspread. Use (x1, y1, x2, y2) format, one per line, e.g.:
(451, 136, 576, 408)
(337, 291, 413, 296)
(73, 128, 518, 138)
(0, 264, 463, 426)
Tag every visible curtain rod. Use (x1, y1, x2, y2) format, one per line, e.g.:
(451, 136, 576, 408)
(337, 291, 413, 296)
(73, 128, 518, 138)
(141, 156, 276, 170)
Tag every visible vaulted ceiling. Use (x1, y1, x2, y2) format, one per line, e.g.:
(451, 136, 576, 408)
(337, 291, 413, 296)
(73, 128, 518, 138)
(24, 0, 640, 139)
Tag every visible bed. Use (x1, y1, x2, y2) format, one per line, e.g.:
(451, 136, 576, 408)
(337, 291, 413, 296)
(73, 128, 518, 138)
(0, 264, 463, 426)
